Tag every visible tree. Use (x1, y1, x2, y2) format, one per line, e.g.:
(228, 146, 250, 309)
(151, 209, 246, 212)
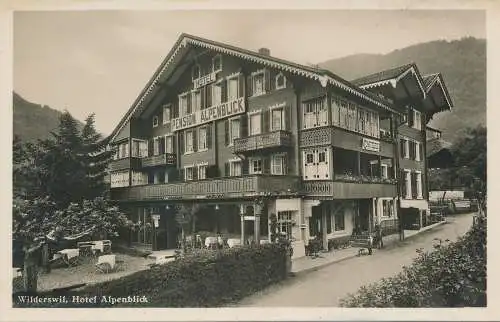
(13, 196, 129, 293)
(175, 204, 200, 254)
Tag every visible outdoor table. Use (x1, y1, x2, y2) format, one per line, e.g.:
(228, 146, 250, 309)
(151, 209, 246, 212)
(205, 237, 218, 249)
(57, 248, 80, 267)
(227, 238, 241, 248)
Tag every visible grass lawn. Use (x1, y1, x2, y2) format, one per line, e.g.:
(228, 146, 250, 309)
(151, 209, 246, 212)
(13, 253, 156, 292)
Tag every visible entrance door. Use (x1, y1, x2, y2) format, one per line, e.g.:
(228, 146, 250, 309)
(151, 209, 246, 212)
(138, 208, 153, 246)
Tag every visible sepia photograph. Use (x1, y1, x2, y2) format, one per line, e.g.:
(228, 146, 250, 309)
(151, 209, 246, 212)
(8, 6, 489, 316)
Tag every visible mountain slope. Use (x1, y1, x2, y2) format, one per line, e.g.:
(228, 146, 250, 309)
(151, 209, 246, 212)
(13, 92, 84, 142)
(319, 37, 486, 142)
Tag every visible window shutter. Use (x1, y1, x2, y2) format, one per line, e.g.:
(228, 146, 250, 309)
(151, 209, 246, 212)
(399, 139, 404, 158)
(192, 128, 197, 152)
(172, 135, 177, 155)
(263, 156, 271, 174)
(264, 69, 271, 93)
(419, 143, 423, 161)
(408, 109, 414, 127)
(283, 154, 288, 175)
(220, 80, 227, 103)
(193, 167, 198, 181)
(240, 114, 248, 137)
(242, 159, 249, 175)
(179, 168, 185, 181)
(186, 94, 192, 114)
(206, 123, 212, 149)
(239, 74, 245, 98)
(284, 105, 291, 131)
(148, 139, 154, 157)
(200, 87, 205, 110)
(224, 120, 229, 146)
(179, 131, 185, 154)
(400, 170, 406, 196)
(224, 162, 230, 176)
(206, 85, 213, 108)
(247, 75, 253, 97)
(262, 108, 270, 133)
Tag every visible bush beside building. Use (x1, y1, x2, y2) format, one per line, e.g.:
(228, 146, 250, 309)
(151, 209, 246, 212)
(340, 217, 486, 307)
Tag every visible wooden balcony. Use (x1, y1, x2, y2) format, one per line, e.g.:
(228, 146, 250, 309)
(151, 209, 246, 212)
(111, 175, 301, 202)
(302, 179, 397, 199)
(233, 130, 292, 154)
(109, 157, 142, 172)
(142, 153, 176, 168)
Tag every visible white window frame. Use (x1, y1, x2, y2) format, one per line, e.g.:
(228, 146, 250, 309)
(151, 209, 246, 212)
(270, 102, 286, 131)
(212, 54, 222, 73)
(198, 162, 208, 180)
(248, 111, 262, 136)
(404, 138, 410, 159)
(228, 117, 241, 146)
(212, 79, 223, 107)
(152, 116, 159, 128)
(162, 104, 171, 125)
(275, 72, 287, 90)
(165, 135, 174, 154)
(229, 157, 242, 177)
(271, 154, 286, 175)
(415, 141, 421, 161)
(179, 92, 190, 116)
(226, 73, 240, 101)
(404, 169, 412, 199)
(191, 89, 201, 112)
(249, 157, 262, 174)
(251, 69, 266, 97)
(185, 130, 194, 154)
(415, 171, 423, 199)
(381, 164, 388, 179)
(192, 64, 201, 81)
(131, 139, 148, 158)
(333, 212, 346, 232)
(184, 165, 195, 181)
(153, 136, 160, 156)
(198, 126, 208, 152)
(277, 211, 293, 240)
(414, 110, 422, 130)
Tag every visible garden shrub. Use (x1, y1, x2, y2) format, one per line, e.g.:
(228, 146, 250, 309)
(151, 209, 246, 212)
(340, 217, 486, 307)
(13, 243, 289, 308)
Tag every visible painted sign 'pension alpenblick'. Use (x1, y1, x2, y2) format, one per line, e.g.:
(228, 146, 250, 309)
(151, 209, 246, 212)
(171, 97, 245, 132)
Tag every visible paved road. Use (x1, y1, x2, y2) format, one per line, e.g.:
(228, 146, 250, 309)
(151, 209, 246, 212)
(237, 212, 475, 307)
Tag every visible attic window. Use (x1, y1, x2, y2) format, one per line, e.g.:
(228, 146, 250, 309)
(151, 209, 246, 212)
(212, 55, 222, 73)
(153, 116, 159, 128)
(192, 64, 201, 81)
(276, 73, 286, 90)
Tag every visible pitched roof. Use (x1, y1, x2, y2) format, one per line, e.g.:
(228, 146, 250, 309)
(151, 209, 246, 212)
(351, 63, 414, 86)
(422, 73, 440, 91)
(426, 137, 453, 157)
(422, 73, 453, 110)
(108, 33, 400, 142)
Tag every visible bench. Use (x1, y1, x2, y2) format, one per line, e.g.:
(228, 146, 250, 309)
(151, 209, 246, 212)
(350, 235, 374, 256)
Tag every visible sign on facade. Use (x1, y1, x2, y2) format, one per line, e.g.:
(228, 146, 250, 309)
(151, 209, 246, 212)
(193, 72, 217, 89)
(243, 216, 255, 221)
(171, 97, 246, 131)
(362, 137, 380, 152)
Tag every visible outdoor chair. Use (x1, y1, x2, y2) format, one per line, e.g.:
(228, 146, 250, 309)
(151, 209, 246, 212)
(227, 238, 241, 248)
(95, 254, 123, 273)
(205, 236, 218, 249)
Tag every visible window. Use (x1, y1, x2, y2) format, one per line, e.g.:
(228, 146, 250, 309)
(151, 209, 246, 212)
(212, 82, 222, 106)
(416, 172, 423, 199)
(198, 126, 207, 151)
(165, 135, 173, 154)
(271, 107, 283, 131)
(131, 171, 148, 186)
(318, 151, 326, 163)
(332, 99, 340, 126)
(198, 164, 208, 180)
(162, 104, 171, 124)
(401, 138, 409, 159)
(227, 76, 239, 101)
(192, 64, 200, 80)
(407, 107, 414, 127)
(229, 118, 240, 143)
(250, 158, 262, 174)
(271, 154, 286, 175)
(153, 116, 159, 128)
(275, 73, 286, 90)
(229, 160, 242, 176)
(334, 213, 345, 231)
(306, 153, 314, 164)
(277, 211, 293, 240)
(111, 171, 129, 188)
(404, 170, 412, 199)
(249, 112, 261, 135)
(252, 71, 265, 96)
(191, 90, 201, 112)
(212, 55, 222, 72)
(303, 97, 326, 129)
(153, 137, 160, 155)
(381, 164, 388, 179)
(185, 166, 194, 181)
(179, 93, 190, 116)
(414, 110, 422, 130)
(415, 142, 421, 161)
(131, 139, 148, 158)
(185, 130, 194, 153)
(116, 142, 129, 159)
(382, 200, 394, 217)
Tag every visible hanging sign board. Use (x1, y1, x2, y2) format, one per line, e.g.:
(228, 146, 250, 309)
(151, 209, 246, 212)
(193, 72, 217, 89)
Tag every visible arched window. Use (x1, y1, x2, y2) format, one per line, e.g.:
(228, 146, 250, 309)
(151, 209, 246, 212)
(275, 73, 286, 90)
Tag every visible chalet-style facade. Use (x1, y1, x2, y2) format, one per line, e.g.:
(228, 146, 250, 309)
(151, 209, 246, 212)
(107, 34, 452, 258)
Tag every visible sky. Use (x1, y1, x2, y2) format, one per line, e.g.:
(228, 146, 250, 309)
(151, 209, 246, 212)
(13, 10, 485, 135)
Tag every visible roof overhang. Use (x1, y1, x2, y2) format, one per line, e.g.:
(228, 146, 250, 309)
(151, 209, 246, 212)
(108, 34, 399, 143)
(424, 73, 453, 112)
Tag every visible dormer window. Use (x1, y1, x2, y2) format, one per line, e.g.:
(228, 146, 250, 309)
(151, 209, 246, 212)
(192, 64, 201, 81)
(152, 116, 159, 128)
(275, 73, 286, 90)
(212, 55, 222, 73)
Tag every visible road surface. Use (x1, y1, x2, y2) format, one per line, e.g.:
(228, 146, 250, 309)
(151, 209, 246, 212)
(237, 212, 475, 307)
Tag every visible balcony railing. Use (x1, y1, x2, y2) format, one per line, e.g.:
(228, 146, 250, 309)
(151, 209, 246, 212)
(142, 153, 176, 168)
(302, 177, 397, 199)
(111, 175, 301, 201)
(233, 130, 292, 154)
(109, 157, 142, 172)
